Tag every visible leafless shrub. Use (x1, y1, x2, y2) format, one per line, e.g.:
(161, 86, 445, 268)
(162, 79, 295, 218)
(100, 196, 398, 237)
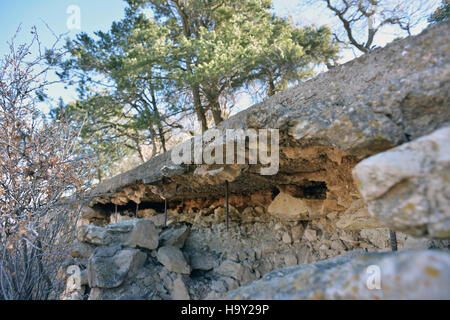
(0, 27, 92, 300)
(299, 0, 439, 53)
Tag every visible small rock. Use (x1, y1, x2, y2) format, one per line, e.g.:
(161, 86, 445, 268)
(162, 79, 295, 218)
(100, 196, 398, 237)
(274, 223, 284, 231)
(222, 277, 240, 291)
(106, 220, 136, 233)
(254, 206, 265, 215)
(245, 248, 256, 261)
(335, 199, 384, 230)
(171, 277, 190, 300)
(77, 225, 111, 246)
(241, 207, 255, 216)
(189, 251, 218, 271)
(88, 248, 146, 288)
(123, 219, 159, 250)
(282, 232, 292, 244)
(70, 240, 95, 259)
(224, 250, 450, 299)
(214, 206, 240, 222)
(210, 280, 227, 293)
(81, 206, 107, 220)
(80, 269, 88, 286)
(330, 239, 346, 251)
(284, 254, 298, 266)
(224, 250, 239, 262)
(137, 208, 157, 218)
(268, 192, 324, 221)
(214, 260, 256, 286)
(291, 224, 304, 242)
(160, 224, 190, 249)
(157, 246, 191, 275)
(303, 229, 317, 242)
(360, 228, 389, 249)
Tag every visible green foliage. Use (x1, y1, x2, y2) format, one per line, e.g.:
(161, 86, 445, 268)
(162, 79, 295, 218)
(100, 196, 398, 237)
(429, 0, 450, 24)
(51, 96, 135, 182)
(56, 0, 339, 178)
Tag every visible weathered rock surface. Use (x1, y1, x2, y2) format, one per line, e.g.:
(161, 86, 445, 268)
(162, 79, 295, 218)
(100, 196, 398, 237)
(86, 22, 449, 212)
(354, 126, 450, 238)
(160, 224, 190, 249)
(78, 225, 111, 246)
(335, 199, 385, 230)
(171, 277, 191, 300)
(214, 260, 257, 286)
(267, 191, 324, 221)
(189, 251, 219, 271)
(88, 246, 146, 288)
(123, 219, 159, 250)
(70, 239, 96, 258)
(66, 212, 448, 300)
(157, 245, 191, 275)
(223, 250, 450, 299)
(81, 206, 107, 220)
(78, 219, 158, 250)
(145, 213, 166, 227)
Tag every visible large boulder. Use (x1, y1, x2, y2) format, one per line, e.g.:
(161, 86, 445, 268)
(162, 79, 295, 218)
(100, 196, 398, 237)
(223, 250, 450, 299)
(353, 126, 450, 238)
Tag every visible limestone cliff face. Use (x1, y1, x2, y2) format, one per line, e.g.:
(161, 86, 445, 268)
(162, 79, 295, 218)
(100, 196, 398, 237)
(63, 22, 450, 300)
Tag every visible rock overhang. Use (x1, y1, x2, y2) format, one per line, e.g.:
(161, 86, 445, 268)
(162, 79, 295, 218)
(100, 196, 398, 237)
(85, 22, 449, 227)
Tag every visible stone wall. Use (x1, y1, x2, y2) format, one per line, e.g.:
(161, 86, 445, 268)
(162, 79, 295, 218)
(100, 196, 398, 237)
(64, 208, 441, 300)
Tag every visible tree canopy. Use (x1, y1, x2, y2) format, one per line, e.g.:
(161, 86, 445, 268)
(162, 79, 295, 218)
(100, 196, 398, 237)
(298, 0, 438, 54)
(429, 0, 450, 24)
(54, 0, 339, 180)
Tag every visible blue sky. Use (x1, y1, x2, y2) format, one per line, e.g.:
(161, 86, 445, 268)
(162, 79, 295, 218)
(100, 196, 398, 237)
(0, 0, 439, 114)
(0, 1, 126, 53)
(0, 1, 128, 109)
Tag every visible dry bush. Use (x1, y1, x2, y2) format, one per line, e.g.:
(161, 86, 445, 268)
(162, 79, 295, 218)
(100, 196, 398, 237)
(0, 28, 92, 300)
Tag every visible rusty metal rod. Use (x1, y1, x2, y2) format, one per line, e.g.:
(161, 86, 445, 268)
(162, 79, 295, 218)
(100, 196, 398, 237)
(226, 180, 229, 231)
(389, 229, 398, 251)
(164, 198, 168, 227)
(136, 202, 139, 218)
(115, 204, 118, 223)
